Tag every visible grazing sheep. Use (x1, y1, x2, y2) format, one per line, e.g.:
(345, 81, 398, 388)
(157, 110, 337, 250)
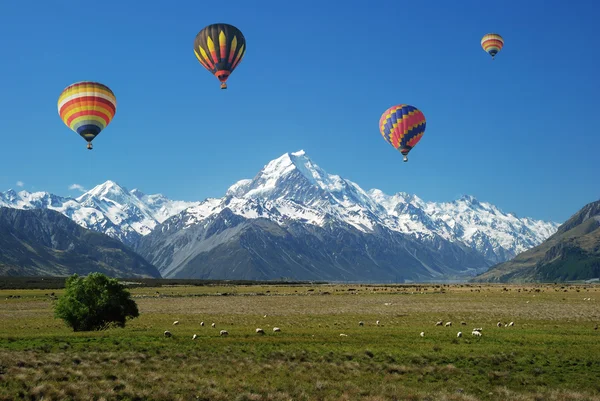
(420, 332, 425, 337)
(436, 321, 443, 326)
(192, 334, 197, 340)
(256, 328, 265, 335)
(461, 321, 467, 326)
(445, 321, 452, 327)
(173, 321, 180, 326)
(473, 327, 483, 332)
(211, 323, 216, 328)
(359, 321, 364, 326)
(376, 320, 380, 326)
(340, 333, 348, 337)
(457, 332, 462, 338)
(273, 327, 281, 332)
(200, 322, 204, 326)
(472, 330, 482, 337)
(264, 314, 267, 318)
(508, 322, 514, 327)
(219, 330, 228, 336)
(497, 322, 502, 327)
(164, 331, 172, 338)
(594, 324, 598, 331)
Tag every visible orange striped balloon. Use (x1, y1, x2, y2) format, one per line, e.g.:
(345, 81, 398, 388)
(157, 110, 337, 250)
(58, 81, 117, 150)
(481, 33, 504, 60)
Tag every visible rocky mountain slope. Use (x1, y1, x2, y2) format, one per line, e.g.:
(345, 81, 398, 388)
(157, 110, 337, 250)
(0, 181, 199, 245)
(0, 150, 560, 281)
(472, 199, 600, 283)
(0, 207, 161, 278)
(135, 150, 559, 281)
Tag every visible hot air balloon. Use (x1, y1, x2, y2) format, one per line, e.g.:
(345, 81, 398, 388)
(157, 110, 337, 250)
(379, 104, 426, 162)
(57, 81, 117, 150)
(193, 23, 246, 89)
(481, 33, 504, 60)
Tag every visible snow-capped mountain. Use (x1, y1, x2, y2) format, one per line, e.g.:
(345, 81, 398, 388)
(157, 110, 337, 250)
(135, 150, 560, 280)
(0, 150, 560, 281)
(0, 181, 199, 245)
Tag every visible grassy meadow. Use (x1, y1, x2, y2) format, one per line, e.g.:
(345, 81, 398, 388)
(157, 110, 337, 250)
(1, 282, 599, 400)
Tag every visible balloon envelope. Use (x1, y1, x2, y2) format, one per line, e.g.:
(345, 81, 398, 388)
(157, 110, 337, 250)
(193, 23, 246, 89)
(481, 33, 504, 59)
(379, 104, 426, 162)
(58, 81, 117, 149)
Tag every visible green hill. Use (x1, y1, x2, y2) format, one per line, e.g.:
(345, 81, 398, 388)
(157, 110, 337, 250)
(472, 200, 600, 283)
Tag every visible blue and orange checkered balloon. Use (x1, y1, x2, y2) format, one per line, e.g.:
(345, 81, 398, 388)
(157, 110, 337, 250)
(379, 104, 426, 162)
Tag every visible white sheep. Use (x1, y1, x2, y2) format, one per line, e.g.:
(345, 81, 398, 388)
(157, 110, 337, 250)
(200, 322, 204, 326)
(359, 321, 364, 326)
(376, 320, 380, 326)
(436, 321, 443, 326)
(192, 334, 197, 340)
(264, 314, 267, 318)
(273, 327, 281, 332)
(164, 330, 172, 338)
(497, 322, 502, 327)
(256, 328, 265, 335)
(508, 322, 514, 327)
(472, 330, 482, 337)
(340, 333, 348, 337)
(219, 330, 228, 336)
(173, 321, 180, 326)
(457, 332, 462, 338)
(445, 321, 452, 327)
(211, 323, 216, 328)
(420, 332, 425, 337)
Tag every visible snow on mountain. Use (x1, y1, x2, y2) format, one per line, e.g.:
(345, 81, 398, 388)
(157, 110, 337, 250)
(0, 181, 199, 245)
(164, 150, 560, 265)
(0, 150, 560, 270)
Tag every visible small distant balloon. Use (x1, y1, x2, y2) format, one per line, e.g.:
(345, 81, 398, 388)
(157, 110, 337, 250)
(379, 104, 426, 162)
(193, 23, 246, 89)
(57, 81, 117, 150)
(481, 33, 504, 60)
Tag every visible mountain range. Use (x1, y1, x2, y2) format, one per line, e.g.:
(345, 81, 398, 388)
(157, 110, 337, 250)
(473, 199, 600, 283)
(0, 207, 160, 278)
(0, 150, 560, 281)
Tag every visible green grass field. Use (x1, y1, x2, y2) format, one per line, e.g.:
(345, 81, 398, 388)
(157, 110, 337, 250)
(1, 283, 599, 400)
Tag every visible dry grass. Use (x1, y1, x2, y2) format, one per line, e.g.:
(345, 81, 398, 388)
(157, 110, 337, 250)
(0, 283, 599, 400)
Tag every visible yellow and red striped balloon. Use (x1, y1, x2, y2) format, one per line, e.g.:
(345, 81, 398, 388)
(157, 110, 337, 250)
(58, 81, 117, 150)
(379, 104, 426, 162)
(481, 33, 504, 60)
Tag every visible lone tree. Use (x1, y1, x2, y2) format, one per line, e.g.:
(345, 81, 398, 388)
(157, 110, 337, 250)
(54, 272, 139, 331)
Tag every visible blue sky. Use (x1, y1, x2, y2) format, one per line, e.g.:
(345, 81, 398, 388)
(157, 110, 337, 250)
(0, 0, 598, 224)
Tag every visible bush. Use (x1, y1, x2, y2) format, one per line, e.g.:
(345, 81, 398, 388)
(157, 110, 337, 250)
(54, 273, 139, 331)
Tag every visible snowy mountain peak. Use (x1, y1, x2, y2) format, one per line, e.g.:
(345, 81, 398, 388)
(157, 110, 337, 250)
(226, 179, 252, 197)
(78, 180, 129, 203)
(130, 189, 146, 199)
(1, 181, 199, 245)
(238, 150, 350, 200)
(458, 194, 479, 204)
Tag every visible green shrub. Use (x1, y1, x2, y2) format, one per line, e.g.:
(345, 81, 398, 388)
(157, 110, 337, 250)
(54, 273, 139, 331)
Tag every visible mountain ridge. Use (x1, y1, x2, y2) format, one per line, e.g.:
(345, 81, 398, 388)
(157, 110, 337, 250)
(0, 207, 161, 278)
(472, 199, 600, 283)
(134, 150, 559, 280)
(1, 150, 560, 281)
